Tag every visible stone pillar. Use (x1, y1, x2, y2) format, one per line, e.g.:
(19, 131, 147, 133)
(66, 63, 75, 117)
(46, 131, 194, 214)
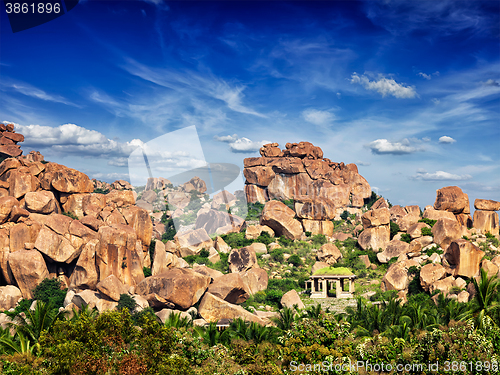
(348, 279, 352, 293)
(336, 279, 341, 298)
(321, 279, 327, 298)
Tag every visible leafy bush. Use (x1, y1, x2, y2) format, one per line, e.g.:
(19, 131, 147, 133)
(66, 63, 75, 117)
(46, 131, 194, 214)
(199, 248, 210, 258)
(93, 187, 110, 194)
(4, 298, 31, 317)
(161, 218, 177, 242)
(282, 199, 294, 210)
(340, 210, 350, 221)
(278, 236, 293, 247)
(143, 267, 152, 277)
(311, 234, 327, 246)
(400, 233, 412, 243)
(33, 278, 67, 309)
(221, 231, 253, 248)
(304, 231, 312, 237)
(287, 254, 303, 267)
(270, 248, 284, 262)
(421, 227, 433, 237)
(211, 252, 229, 273)
(425, 245, 443, 257)
(183, 255, 212, 266)
(245, 202, 265, 221)
(419, 218, 437, 227)
(117, 294, 137, 314)
(486, 232, 500, 247)
(390, 221, 400, 240)
(255, 231, 274, 245)
(365, 191, 379, 210)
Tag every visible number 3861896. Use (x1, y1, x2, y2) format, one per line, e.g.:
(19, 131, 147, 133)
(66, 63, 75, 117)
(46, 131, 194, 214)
(5, 2, 61, 14)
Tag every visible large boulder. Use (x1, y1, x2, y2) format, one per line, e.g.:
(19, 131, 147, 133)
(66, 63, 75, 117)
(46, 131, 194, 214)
(8, 250, 49, 299)
(0, 196, 19, 224)
(474, 199, 500, 211)
(0, 286, 23, 310)
(175, 228, 213, 257)
(229, 246, 258, 273)
(245, 225, 275, 240)
(423, 207, 457, 221)
(195, 209, 244, 235)
(473, 211, 499, 235)
(358, 225, 390, 251)
(34, 227, 80, 263)
(135, 268, 210, 310)
(95, 225, 145, 287)
(24, 191, 58, 214)
(301, 219, 334, 237)
(444, 239, 485, 278)
(381, 259, 418, 291)
(152, 241, 178, 276)
(240, 268, 268, 295)
(96, 274, 129, 302)
(294, 197, 336, 220)
(361, 208, 390, 229)
(434, 186, 470, 214)
(260, 143, 283, 157)
(429, 276, 456, 296)
(243, 166, 275, 187)
(280, 289, 305, 309)
(377, 240, 410, 263)
(260, 200, 303, 240)
(69, 239, 99, 291)
(198, 292, 266, 324)
(283, 141, 323, 159)
(51, 167, 94, 193)
(432, 218, 462, 250)
(244, 184, 268, 204)
(420, 263, 446, 292)
(208, 273, 250, 304)
(317, 243, 342, 264)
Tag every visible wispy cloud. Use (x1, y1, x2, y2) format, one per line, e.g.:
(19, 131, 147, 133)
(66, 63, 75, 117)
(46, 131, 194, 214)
(350, 73, 418, 98)
(411, 169, 472, 181)
(1, 80, 81, 107)
(302, 109, 335, 126)
(366, 138, 424, 155)
(418, 72, 431, 80)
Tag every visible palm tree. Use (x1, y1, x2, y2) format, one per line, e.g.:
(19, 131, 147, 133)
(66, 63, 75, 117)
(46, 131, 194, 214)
(0, 332, 38, 356)
(164, 312, 193, 328)
(271, 305, 297, 331)
(301, 304, 322, 319)
(10, 300, 66, 345)
(463, 269, 500, 330)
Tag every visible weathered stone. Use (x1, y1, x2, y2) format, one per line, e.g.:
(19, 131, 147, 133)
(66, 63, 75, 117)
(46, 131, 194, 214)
(434, 186, 470, 214)
(96, 274, 129, 302)
(362, 208, 390, 229)
(260, 200, 302, 240)
(432, 218, 462, 250)
(175, 228, 213, 257)
(283, 141, 323, 159)
(473, 210, 499, 235)
(443, 239, 485, 278)
(420, 263, 446, 292)
(193, 265, 223, 281)
(244, 184, 268, 204)
(208, 273, 250, 304)
(311, 261, 329, 274)
(481, 259, 499, 278)
(301, 219, 334, 237)
(7, 170, 37, 199)
(358, 225, 390, 252)
(180, 176, 207, 194)
(372, 197, 389, 210)
(244, 166, 275, 187)
(266, 173, 314, 201)
(195, 209, 244, 235)
(423, 207, 457, 221)
(34, 228, 79, 263)
(212, 190, 237, 207)
(457, 291, 469, 303)
(407, 222, 431, 239)
(295, 197, 335, 220)
(475, 199, 500, 211)
(429, 276, 456, 295)
(135, 268, 210, 310)
(61, 193, 87, 219)
(155, 308, 192, 324)
(71, 290, 100, 309)
(317, 243, 342, 264)
(24, 191, 57, 214)
(281, 289, 305, 309)
(260, 143, 283, 157)
(0, 286, 23, 310)
(69, 239, 99, 291)
(51, 168, 93, 193)
(381, 259, 418, 291)
(249, 242, 267, 255)
(245, 225, 275, 240)
(377, 240, 410, 263)
(240, 268, 268, 295)
(9, 250, 49, 299)
(359, 255, 371, 268)
(229, 246, 258, 273)
(96, 225, 145, 287)
(198, 292, 266, 324)
(0, 196, 18, 224)
(82, 193, 107, 217)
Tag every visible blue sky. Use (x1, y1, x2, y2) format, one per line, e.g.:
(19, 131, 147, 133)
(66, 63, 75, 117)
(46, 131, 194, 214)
(1, 0, 499, 209)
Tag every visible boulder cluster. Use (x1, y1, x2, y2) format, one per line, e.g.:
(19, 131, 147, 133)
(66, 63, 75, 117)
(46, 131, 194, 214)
(0, 123, 24, 159)
(357, 186, 500, 303)
(244, 142, 371, 239)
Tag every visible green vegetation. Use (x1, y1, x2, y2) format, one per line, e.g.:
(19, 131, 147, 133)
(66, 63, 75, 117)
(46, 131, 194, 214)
(161, 217, 177, 242)
(313, 266, 353, 276)
(390, 221, 400, 239)
(117, 293, 138, 314)
(32, 278, 67, 309)
(62, 211, 78, 220)
(93, 187, 110, 194)
(419, 217, 437, 227)
(365, 191, 379, 209)
(421, 226, 433, 237)
(400, 233, 412, 243)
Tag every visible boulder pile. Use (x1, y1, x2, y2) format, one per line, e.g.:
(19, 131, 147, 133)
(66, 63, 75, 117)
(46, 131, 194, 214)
(0, 123, 24, 158)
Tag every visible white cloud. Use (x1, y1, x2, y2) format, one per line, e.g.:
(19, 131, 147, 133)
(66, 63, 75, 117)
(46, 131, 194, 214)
(418, 72, 431, 80)
(439, 136, 456, 144)
(302, 109, 335, 126)
(366, 138, 424, 155)
(214, 134, 239, 143)
(5, 121, 144, 158)
(350, 73, 418, 98)
(411, 169, 472, 181)
(214, 134, 271, 153)
(356, 160, 371, 166)
(482, 79, 500, 87)
(431, 98, 440, 105)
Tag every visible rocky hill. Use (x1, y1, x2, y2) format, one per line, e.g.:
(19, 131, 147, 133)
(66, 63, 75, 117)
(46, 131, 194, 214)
(0, 125, 499, 329)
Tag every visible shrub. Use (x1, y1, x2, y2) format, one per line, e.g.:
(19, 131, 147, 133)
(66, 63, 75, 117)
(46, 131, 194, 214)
(199, 248, 210, 258)
(255, 231, 274, 245)
(419, 218, 437, 227)
(270, 248, 284, 262)
(33, 278, 67, 309)
(340, 210, 350, 221)
(117, 294, 137, 314)
(304, 231, 312, 237)
(93, 187, 110, 194)
(400, 233, 412, 243)
(311, 234, 327, 246)
(390, 221, 400, 240)
(161, 218, 177, 242)
(287, 254, 303, 267)
(365, 191, 379, 210)
(278, 236, 293, 247)
(221, 232, 253, 248)
(421, 227, 433, 237)
(425, 245, 443, 257)
(143, 267, 152, 277)
(211, 252, 229, 273)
